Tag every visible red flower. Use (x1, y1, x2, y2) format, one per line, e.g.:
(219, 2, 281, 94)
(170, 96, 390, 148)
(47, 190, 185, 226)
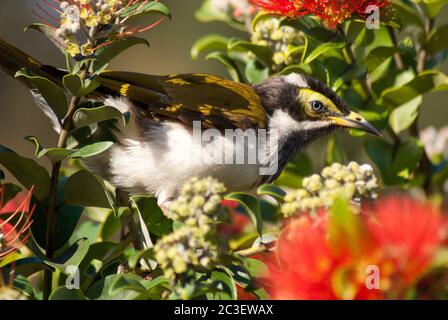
(251, 0, 390, 28)
(236, 284, 258, 300)
(218, 200, 251, 237)
(262, 197, 445, 300)
(365, 197, 443, 286)
(0, 186, 35, 259)
(267, 213, 378, 299)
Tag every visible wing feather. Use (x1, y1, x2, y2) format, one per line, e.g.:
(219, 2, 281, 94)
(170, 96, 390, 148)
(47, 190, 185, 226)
(97, 72, 267, 129)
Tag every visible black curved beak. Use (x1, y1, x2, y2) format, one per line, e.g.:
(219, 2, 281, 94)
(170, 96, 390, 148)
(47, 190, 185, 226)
(329, 111, 383, 137)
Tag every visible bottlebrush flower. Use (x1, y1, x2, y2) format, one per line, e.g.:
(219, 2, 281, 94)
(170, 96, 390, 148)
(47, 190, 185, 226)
(34, 0, 167, 56)
(0, 186, 35, 259)
(267, 212, 379, 299)
(365, 197, 443, 287)
(251, 0, 391, 28)
(264, 197, 446, 300)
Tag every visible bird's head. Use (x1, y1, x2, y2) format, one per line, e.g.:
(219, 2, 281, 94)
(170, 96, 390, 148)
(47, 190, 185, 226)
(254, 73, 382, 146)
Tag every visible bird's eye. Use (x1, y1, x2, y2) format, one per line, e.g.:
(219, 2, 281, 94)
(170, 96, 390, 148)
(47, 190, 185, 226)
(311, 101, 325, 113)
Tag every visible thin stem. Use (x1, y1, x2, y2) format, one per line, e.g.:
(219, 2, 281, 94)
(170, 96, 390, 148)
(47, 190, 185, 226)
(409, 8, 435, 194)
(337, 25, 374, 103)
(42, 73, 86, 300)
(43, 26, 97, 300)
(42, 161, 61, 299)
(387, 26, 405, 71)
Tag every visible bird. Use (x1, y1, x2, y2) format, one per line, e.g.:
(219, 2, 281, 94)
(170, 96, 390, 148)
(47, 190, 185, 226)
(0, 37, 382, 209)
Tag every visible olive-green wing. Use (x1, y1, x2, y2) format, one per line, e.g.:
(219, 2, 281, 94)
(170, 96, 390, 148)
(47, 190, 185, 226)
(97, 71, 267, 129)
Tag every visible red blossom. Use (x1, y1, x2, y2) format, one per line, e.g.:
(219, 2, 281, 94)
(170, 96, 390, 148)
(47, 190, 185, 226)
(218, 200, 252, 237)
(34, 0, 166, 41)
(251, 0, 390, 28)
(267, 213, 379, 299)
(365, 197, 443, 286)
(0, 186, 35, 260)
(262, 197, 445, 300)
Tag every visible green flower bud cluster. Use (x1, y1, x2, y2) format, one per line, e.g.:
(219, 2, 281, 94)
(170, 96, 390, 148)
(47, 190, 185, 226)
(167, 176, 227, 234)
(154, 177, 226, 281)
(282, 162, 379, 217)
(154, 226, 218, 281)
(251, 17, 303, 68)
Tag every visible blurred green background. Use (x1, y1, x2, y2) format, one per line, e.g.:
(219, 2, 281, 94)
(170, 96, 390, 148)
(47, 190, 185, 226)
(0, 0, 447, 179)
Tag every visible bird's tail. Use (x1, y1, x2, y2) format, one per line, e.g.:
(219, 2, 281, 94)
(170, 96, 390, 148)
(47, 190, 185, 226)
(0, 37, 63, 85)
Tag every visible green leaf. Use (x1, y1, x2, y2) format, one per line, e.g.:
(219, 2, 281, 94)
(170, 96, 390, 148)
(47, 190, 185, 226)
(244, 60, 269, 84)
(88, 274, 147, 300)
(225, 193, 262, 237)
(78, 241, 128, 289)
(100, 211, 122, 240)
(191, 34, 229, 60)
(242, 257, 269, 278)
(389, 96, 423, 134)
(363, 46, 397, 73)
(365, 138, 424, 185)
(304, 42, 345, 64)
(45, 238, 90, 272)
(2, 257, 48, 278)
(128, 248, 155, 270)
(73, 220, 100, 244)
(206, 52, 243, 82)
(392, 2, 424, 29)
(50, 287, 88, 300)
(120, 1, 171, 19)
(11, 274, 35, 299)
(32, 201, 84, 250)
(109, 274, 147, 295)
(63, 170, 112, 208)
(15, 68, 67, 119)
(69, 141, 114, 159)
(130, 196, 172, 238)
(25, 136, 73, 162)
(0, 145, 50, 201)
(63, 73, 100, 97)
(227, 38, 273, 67)
(73, 105, 125, 129)
(251, 12, 274, 31)
(346, 21, 366, 44)
(93, 37, 149, 72)
(381, 70, 448, 107)
(142, 276, 170, 291)
(207, 271, 237, 300)
(257, 184, 286, 202)
(25, 23, 67, 53)
(277, 63, 312, 76)
(282, 18, 341, 42)
(427, 24, 448, 55)
(425, 0, 448, 18)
